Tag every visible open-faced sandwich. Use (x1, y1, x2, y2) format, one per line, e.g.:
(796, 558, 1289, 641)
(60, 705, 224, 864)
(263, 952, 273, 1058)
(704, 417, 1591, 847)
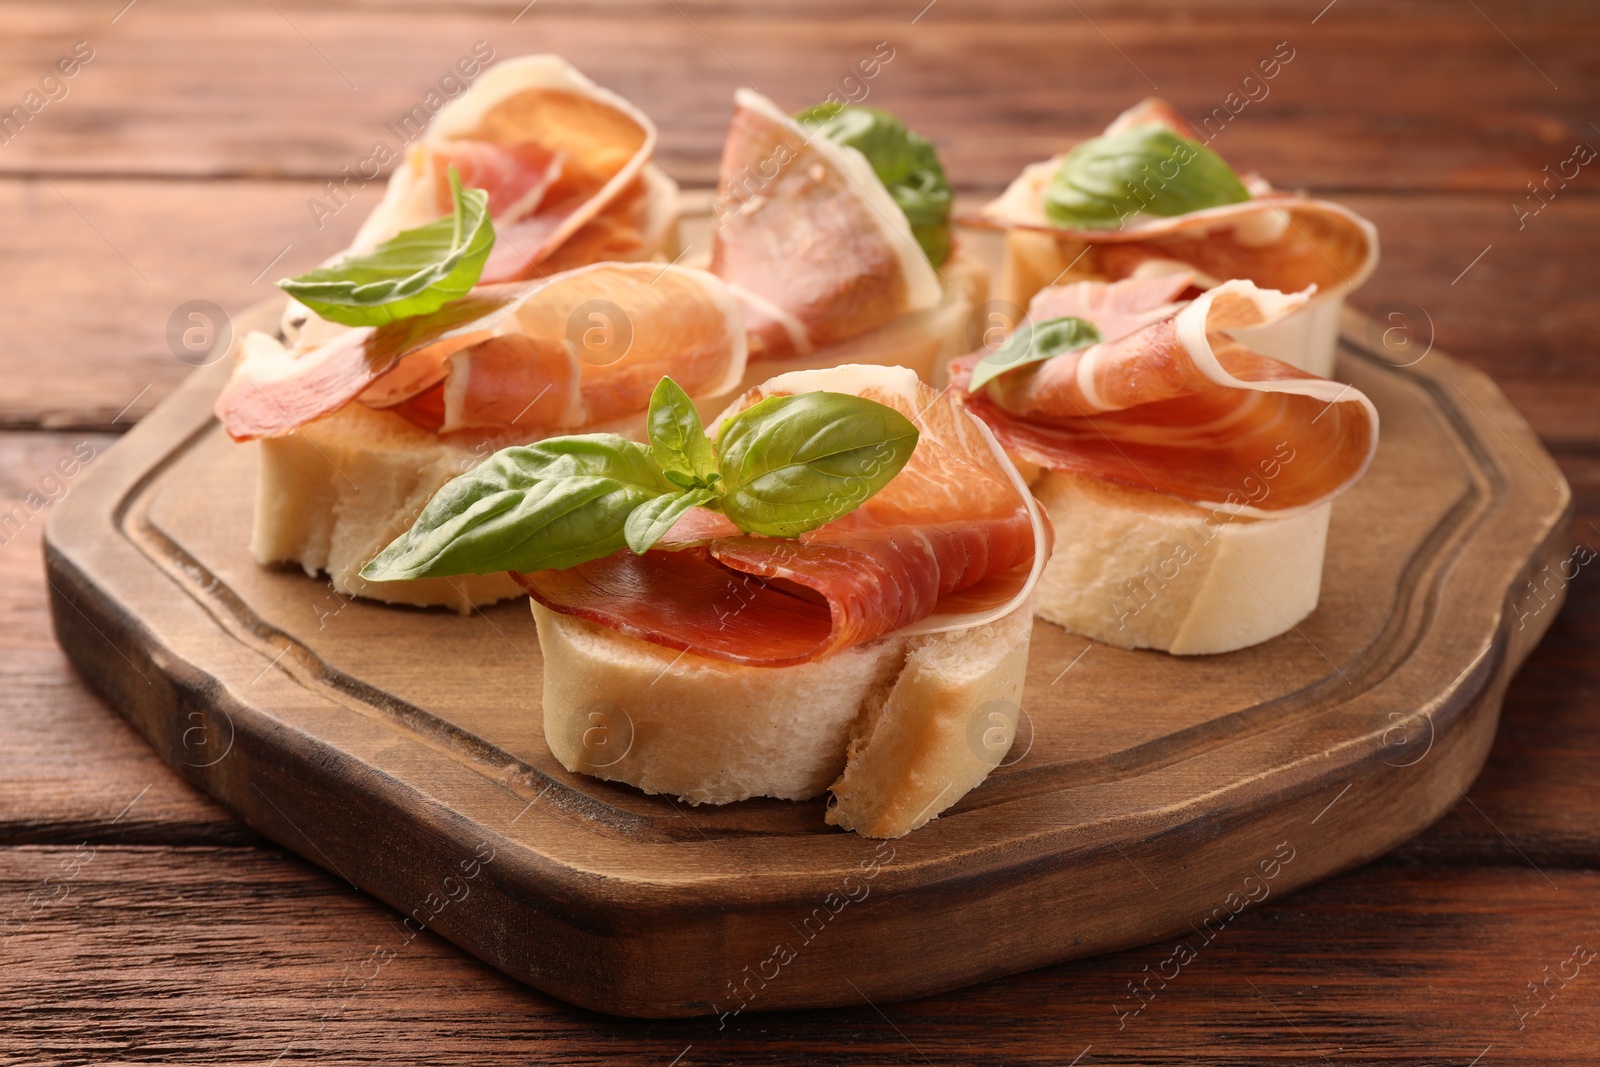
(361, 365, 1051, 837)
(967, 98, 1377, 377)
(218, 175, 744, 610)
(708, 91, 986, 398)
(948, 274, 1377, 655)
(217, 58, 746, 612)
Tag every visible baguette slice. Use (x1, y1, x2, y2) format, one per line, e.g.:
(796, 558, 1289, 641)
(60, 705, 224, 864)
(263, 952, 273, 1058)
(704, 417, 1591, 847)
(534, 595, 1033, 838)
(1029, 468, 1330, 655)
(251, 402, 644, 613)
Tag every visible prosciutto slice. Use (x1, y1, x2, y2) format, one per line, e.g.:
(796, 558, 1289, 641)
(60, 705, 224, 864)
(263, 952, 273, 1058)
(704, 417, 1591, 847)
(216, 264, 747, 441)
(949, 277, 1378, 518)
(966, 97, 1378, 301)
(709, 90, 941, 361)
(347, 55, 664, 284)
(215, 285, 531, 442)
(516, 366, 1051, 667)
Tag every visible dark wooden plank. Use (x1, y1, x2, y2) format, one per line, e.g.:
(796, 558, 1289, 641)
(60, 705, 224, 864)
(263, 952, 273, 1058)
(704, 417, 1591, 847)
(0, 432, 252, 846)
(8, 184, 1600, 444)
(3, 845, 1599, 1064)
(0, 177, 374, 430)
(0, 0, 1592, 191)
(1343, 195, 1600, 451)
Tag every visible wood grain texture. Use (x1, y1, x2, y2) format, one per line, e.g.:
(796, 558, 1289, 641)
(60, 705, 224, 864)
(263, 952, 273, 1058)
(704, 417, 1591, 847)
(41, 302, 1573, 1014)
(2, 0, 1591, 190)
(0, 433, 252, 847)
(1389, 451, 1600, 870)
(4, 846, 1600, 1064)
(0, 178, 376, 431)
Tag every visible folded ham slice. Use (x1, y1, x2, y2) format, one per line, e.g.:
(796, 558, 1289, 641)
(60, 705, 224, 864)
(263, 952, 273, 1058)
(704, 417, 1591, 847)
(949, 277, 1378, 518)
(348, 55, 667, 285)
(967, 97, 1377, 307)
(216, 263, 747, 442)
(709, 90, 941, 361)
(516, 365, 1051, 667)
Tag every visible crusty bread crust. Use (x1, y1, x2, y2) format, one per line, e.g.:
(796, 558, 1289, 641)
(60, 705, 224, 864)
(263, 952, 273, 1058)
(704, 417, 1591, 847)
(533, 595, 1033, 838)
(1029, 468, 1330, 655)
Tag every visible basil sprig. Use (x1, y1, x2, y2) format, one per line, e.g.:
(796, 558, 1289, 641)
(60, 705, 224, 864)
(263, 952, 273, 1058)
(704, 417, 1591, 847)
(360, 377, 920, 581)
(796, 104, 953, 267)
(1043, 125, 1251, 230)
(279, 168, 496, 327)
(966, 316, 1103, 393)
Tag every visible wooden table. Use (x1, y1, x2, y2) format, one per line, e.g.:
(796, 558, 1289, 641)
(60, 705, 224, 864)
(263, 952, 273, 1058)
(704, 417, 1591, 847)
(4, 1, 1597, 1061)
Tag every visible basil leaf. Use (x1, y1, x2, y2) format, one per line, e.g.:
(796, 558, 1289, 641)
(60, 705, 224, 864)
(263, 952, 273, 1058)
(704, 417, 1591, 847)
(624, 487, 717, 555)
(717, 392, 919, 538)
(1042, 125, 1251, 230)
(796, 104, 952, 267)
(966, 316, 1103, 393)
(360, 435, 673, 581)
(646, 377, 719, 486)
(279, 168, 496, 327)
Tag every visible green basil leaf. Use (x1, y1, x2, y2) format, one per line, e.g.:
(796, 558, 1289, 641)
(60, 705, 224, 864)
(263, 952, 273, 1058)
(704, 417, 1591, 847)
(279, 168, 496, 327)
(716, 391, 919, 538)
(796, 104, 952, 267)
(624, 487, 717, 555)
(646, 377, 719, 485)
(360, 435, 673, 581)
(966, 316, 1103, 393)
(1042, 125, 1251, 230)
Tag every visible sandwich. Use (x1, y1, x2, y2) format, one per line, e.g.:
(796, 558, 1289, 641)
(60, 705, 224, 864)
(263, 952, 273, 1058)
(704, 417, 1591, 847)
(218, 217, 745, 609)
(948, 273, 1377, 655)
(220, 56, 740, 612)
(360, 365, 1052, 837)
(707, 91, 987, 400)
(966, 98, 1377, 377)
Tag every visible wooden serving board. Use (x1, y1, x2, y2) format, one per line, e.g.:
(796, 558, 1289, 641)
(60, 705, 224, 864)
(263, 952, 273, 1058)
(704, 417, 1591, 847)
(45, 277, 1572, 1017)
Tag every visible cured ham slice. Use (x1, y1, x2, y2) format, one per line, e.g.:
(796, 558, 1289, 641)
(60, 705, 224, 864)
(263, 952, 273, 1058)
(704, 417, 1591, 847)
(428, 139, 563, 222)
(348, 55, 667, 283)
(516, 365, 1051, 668)
(436, 262, 747, 431)
(215, 285, 532, 442)
(967, 97, 1377, 306)
(949, 277, 1378, 518)
(217, 264, 747, 441)
(709, 90, 941, 361)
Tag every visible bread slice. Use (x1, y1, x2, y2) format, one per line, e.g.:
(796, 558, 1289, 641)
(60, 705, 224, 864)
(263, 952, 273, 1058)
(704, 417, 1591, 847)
(533, 595, 1033, 838)
(704, 246, 988, 416)
(1029, 468, 1330, 655)
(251, 402, 648, 612)
(252, 403, 523, 611)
